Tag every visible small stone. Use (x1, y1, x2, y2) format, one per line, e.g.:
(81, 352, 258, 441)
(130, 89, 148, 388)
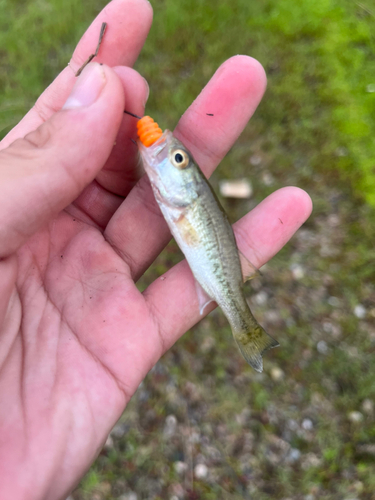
(301, 452, 321, 469)
(261, 171, 274, 186)
(331, 323, 342, 339)
(323, 321, 333, 333)
(290, 263, 305, 280)
(304, 495, 315, 500)
(302, 419, 313, 431)
(317, 340, 328, 354)
(267, 434, 290, 456)
(90, 494, 102, 500)
(254, 291, 268, 305)
(249, 154, 262, 166)
(170, 483, 184, 497)
(362, 399, 373, 414)
(97, 482, 111, 495)
(302, 349, 312, 360)
(270, 367, 285, 382)
(348, 411, 363, 423)
(104, 434, 114, 450)
(111, 422, 128, 439)
(119, 493, 137, 500)
(357, 443, 375, 455)
(335, 147, 348, 157)
(264, 310, 281, 324)
(287, 448, 301, 463)
(288, 419, 299, 431)
(347, 346, 359, 358)
(349, 481, 364, 493)
(235, 407, 251, 426)
(353, 481, 364, 493)
(201, 336, 215, 353)
(174, 461, 188, 474)
(206, 445, 222, 461)
(194, 463, 208, 479)
(164, 415, 177, 438)
(188, 430, 201, 444)
(354, 305, 366, 319)
(184, 381, 201, 403)
(219, 179, 253, 199)
(310, 486, 320, 495)
(328, 296, 340, 307)
(327, 214, 340, 227)
(170, 496, 179, 500)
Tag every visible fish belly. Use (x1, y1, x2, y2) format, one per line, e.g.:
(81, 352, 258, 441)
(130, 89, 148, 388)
(159, 191, 279, 372)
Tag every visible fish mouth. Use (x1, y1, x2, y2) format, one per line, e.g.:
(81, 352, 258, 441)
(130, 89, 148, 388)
(152, 138, 167, 157)
(138, 130, 170, 165)
(138, 130, 174, 191)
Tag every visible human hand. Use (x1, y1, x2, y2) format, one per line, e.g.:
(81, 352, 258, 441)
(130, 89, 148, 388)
(0, 1, 312, 499)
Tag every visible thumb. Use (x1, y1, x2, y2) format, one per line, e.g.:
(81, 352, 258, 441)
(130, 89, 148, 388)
(0, 63, 124, 258)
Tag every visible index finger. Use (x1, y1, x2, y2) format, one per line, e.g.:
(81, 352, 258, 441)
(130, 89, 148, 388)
(1, 0, 153, 149)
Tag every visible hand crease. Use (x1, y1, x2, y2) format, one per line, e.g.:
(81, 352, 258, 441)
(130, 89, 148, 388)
(46, 292, 132, 403)
(142, 292, 167, 359)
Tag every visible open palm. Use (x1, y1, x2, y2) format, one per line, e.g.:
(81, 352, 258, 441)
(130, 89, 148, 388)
(0, 1, 312, 499)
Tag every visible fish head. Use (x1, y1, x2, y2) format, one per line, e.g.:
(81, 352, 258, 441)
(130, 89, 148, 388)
(138, 130, 202, 207)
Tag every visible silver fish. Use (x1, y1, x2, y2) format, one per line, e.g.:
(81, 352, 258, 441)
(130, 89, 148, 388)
(138, 130, 279, 372)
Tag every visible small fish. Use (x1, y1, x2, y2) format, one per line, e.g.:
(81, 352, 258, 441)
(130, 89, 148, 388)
(136, 116, 279, 372)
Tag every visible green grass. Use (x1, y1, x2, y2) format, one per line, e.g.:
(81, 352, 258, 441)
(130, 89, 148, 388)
(2, 0, 375, 498)
(138, 0, 375, 205)
(2, 0, 375, 203)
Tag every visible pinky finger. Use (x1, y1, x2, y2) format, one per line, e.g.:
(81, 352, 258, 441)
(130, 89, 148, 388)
(143, 187, 312, 354)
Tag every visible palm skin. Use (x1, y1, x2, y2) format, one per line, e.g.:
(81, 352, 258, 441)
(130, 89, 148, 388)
(2, 216, 154, 500)
(0, 1, 312, 499)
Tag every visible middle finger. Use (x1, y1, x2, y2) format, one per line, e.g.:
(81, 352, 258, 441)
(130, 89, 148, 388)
(105, 55, 267, 280)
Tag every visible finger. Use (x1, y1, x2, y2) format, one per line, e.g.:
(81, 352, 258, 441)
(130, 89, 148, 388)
(143, 187, 313, 357)
(0, 63, 124, 258)
(72, 66, 149, 228)
(94, 66, 148, 196)
(0, 0, 153, 149)
(105, 55, 267, 279)
(71, 0, 153, 72)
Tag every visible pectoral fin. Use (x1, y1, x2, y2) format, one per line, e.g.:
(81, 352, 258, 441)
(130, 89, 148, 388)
(195, 280, 215, 316)
(239, 251, 262, 283)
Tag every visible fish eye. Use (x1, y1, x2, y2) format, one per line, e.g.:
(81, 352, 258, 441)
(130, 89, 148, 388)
(171, 149, 190, 169)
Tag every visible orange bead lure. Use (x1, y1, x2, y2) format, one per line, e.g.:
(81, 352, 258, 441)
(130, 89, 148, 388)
(136, 116, 163, 147)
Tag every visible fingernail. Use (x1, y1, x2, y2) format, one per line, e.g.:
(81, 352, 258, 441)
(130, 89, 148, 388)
(63, 63, 106, 110)
(142, 77, 150, 107)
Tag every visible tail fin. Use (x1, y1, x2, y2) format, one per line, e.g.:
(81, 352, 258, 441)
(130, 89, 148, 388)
(233, 325, 279, 372)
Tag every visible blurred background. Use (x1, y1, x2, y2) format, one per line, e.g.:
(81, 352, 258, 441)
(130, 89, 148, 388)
(1, 0, 375, 498)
